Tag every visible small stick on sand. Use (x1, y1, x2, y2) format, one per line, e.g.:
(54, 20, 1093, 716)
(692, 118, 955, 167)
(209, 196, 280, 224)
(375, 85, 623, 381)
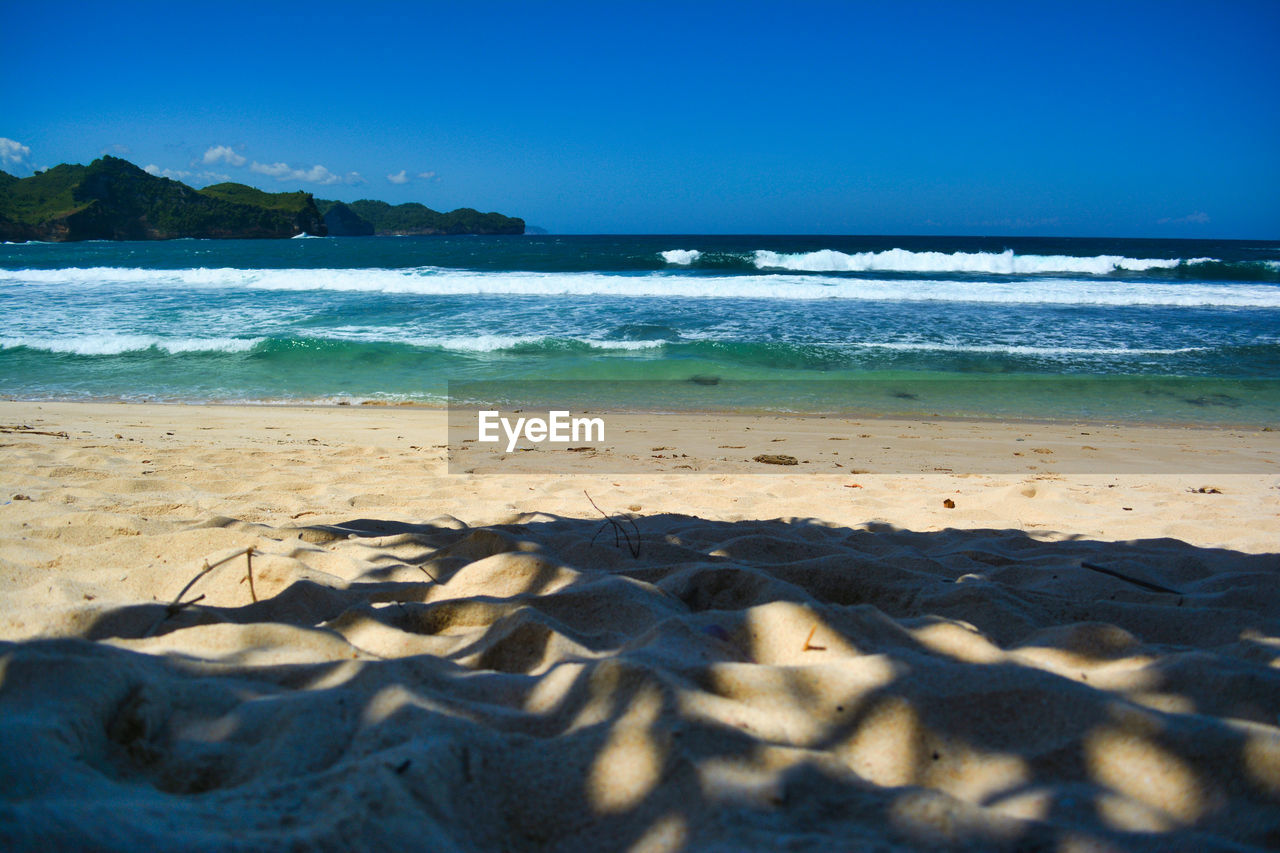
(1079, 561, 1181, 595)
(803, 624, 826, 651)
(245, 549, 257, 603)
(142, 594, 207, 638)
(146, 547, 258, 637)
(168, 594, 205, 614)
(0, 426, 69, 438)
(173, 547, 256, 605)
(585, 491, 641, 558)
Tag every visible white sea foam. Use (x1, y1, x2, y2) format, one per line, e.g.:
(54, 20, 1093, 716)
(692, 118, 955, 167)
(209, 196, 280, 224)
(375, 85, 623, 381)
(0, 331, 667, 356)
(0, 267, 260, 288)
(852, 342, 1210, 356)
(0, 334, 262, 355)
(381, 330, 660, 348)
(1, 266, 1277, 307)
(590, 339, 669, 350)
(431, 334, 550, 351)
(291, 324, 670, 351)
(403, 335, 666, 352)
(660, 249, 702, 265)
(753, 248, 1199, 275)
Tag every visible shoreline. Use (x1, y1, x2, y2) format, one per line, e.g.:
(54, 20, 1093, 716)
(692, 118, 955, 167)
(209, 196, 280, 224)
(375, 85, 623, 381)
(3, 398, 1278, 537)
(6, 399, 1279, 470)
(5, 394, 1278, 433)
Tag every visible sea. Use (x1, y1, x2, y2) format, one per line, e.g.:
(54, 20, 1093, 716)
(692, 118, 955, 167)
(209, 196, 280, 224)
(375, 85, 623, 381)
(2, 234, 1278, 425)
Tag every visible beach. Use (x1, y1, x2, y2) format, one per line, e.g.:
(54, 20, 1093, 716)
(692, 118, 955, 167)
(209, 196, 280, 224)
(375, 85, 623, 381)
(7, 0, 1278, 844)
(2, 399, 1278, 850)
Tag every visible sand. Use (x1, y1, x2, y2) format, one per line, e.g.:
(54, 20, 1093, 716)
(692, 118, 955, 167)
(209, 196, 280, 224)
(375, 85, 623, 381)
(1, 400, 1278, 851)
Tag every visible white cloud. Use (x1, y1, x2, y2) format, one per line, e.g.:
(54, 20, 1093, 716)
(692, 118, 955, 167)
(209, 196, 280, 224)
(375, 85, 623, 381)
(1158, 211, 1210, 225)
(301, 165, 343, 185)
(250, 160, 348, 185)
(417, 171, 437, 180)
(250, 161, 291, 178)
(102, 144, 131, 156)
(295, 165, 342, 185)
(387, 170, 409, 184)
(0, 137, 31, 169)
(144, 164, 192, 180)
(203, 145, 247, 167)
(144, 165, 231, 185)
(183, 145, 365, 187)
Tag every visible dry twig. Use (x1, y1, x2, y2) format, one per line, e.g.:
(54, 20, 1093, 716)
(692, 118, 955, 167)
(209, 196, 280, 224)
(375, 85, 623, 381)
(0, 425, 69, 438)
(174, 547, 256, 605)
(1080, 561, 1181, 595)
(585, 491, 641, 558)
(142, 547, 257, 638)
(803, 624, 826, 651)
(237, 548, 258, 602)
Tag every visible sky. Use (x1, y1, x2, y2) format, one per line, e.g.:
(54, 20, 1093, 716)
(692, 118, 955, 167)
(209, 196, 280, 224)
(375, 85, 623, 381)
(2, 0, 1277, 237)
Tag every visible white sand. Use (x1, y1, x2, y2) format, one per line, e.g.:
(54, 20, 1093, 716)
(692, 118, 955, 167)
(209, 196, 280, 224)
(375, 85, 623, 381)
(1, 401, 1278, 851)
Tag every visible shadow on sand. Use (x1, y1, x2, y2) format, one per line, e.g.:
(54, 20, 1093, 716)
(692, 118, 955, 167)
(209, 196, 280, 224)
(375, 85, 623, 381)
(2, 513, 1278, 851)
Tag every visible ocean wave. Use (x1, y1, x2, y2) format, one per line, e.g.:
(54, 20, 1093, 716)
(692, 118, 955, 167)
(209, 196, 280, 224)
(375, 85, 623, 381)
(752, 248, 1205, 275)
(280, 326, 672, 352)
(0, 334, 263, 355)
(0, 333, 1227, 361)
(0, 333, 666, 358)
(2, 266, 1278, 307)
(660, 249, 702, 265)
(668, 338, 1237, 362)
(410, 335, 666, 353)
(851, 342, 1211, 356)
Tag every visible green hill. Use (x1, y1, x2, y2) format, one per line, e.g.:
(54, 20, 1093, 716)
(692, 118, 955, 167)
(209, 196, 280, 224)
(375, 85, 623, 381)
(0, 163, 95, 235)
(0, 156, 524, 242)
(198, 183, 318, 215)
(315, 200, 375, 236)
(0, 157, 325, 242)
(317, 198, 524, 236)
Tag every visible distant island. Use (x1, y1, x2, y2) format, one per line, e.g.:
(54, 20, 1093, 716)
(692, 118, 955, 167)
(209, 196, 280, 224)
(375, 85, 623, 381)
(0, 156, 524, 242)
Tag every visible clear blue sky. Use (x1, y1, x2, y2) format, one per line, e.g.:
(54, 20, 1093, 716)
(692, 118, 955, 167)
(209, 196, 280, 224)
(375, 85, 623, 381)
(2, 0, 1277, 237)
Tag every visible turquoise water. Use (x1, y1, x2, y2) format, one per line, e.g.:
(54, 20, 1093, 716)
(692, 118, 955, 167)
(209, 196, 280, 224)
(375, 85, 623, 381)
(2, 235, 1278, 424)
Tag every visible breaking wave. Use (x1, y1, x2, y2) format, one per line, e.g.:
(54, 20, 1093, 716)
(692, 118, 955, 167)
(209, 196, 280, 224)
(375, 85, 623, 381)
(0, 334, 666, 358)
(752, 248, 1201, 275)
(660, 249, 701, 265)
(0, 335, 263, 355)
(1, 266, 1277, 307)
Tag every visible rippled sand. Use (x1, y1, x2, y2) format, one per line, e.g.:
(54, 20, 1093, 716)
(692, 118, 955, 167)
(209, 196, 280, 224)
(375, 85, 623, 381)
(2, 402, 1278, 851)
